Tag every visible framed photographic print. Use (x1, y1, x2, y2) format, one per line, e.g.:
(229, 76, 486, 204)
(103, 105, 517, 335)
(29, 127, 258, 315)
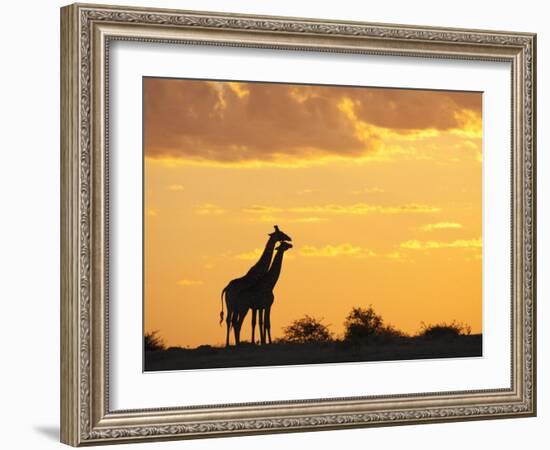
(60, 3, 537, 446)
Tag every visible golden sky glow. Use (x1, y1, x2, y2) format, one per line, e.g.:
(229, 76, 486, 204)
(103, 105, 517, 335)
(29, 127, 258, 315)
(144, 78, 482, 348)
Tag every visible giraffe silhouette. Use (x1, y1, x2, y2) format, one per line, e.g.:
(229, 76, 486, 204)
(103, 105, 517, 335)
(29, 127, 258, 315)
(235, 241, 293, 345)
(220, 226, 291, 346)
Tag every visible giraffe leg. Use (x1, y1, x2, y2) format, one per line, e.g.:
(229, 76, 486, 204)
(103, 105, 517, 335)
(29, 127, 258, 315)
(235, 313, 242, 345)
(231, 312, 240, 345)
(259, 309, 265, 345)
(225, 310, 232, 347)
(251, 309, 257, 344)
(236, 309, 249, 345)
(265, 305, 272, 344)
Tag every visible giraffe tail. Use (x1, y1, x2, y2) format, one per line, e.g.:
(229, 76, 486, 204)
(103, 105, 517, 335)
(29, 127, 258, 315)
(219, 286, 227, 325)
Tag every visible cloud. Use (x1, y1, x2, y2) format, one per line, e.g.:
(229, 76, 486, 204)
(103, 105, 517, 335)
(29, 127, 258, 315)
(177, 279, 204, 287)
(350, 89, 481, 133)
(143, 78, 481, 165)
(236, 202, 439, 224)
(194, 204, 226, 215)
(400, 238, 481, 250)
(450, 109, 483, 138)
(235, 247, 296, 261)
(387, 251, 403, 259)
(351, 187, 385, 194)
(240, 214, 329, 224)
(420, 222, 463, 231)
(292, 217, 328, 223)
(144, 79, 372, 165)
(385, 251, 415, 263)
(300, 244, 376, 258)
(289, 203, 440, 215)
(241, 205, 284, 214)
(235, 248, 263, 261)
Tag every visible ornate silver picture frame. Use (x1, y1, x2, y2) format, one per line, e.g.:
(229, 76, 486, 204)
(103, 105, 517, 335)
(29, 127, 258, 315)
(60, 3, 536, 446)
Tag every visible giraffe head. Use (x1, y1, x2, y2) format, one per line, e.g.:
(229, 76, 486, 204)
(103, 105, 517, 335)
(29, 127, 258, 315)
(269, 225, 292, 243)
(275, 241, 293, 252)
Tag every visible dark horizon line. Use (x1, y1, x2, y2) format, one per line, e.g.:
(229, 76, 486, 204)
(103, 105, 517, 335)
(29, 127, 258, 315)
(152, 332, 484, 349)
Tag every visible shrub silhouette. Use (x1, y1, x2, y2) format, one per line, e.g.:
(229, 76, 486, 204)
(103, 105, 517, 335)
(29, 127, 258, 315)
(418, 321, 471, 339)
(374, 323, 408, 343)
(144, 330, 165, 351)
(343, 306, 384, 341)
(282, 315, 332, 343)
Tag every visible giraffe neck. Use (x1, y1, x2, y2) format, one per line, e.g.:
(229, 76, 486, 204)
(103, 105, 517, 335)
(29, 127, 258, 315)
(263, 249, 286, 290)
(245, 235, 277, 278)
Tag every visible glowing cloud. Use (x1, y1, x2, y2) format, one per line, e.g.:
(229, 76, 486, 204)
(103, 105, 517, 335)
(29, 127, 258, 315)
(300, 244, 376, 258)
(352, 187, 385, 194)
(235, 248, 263, 261)
(240, 214, 329, 224)
(241, 205, 284, 214)
(194, 204, 226, 216)
(385, 251, 415, 263)
(292, 217, 328, 223)
(143, 78, 482, 166)
(290, 203, 440, 215)
(238, 202, 439, 222)
(420, 222, 463, 231)
(400, 238, 481, 250)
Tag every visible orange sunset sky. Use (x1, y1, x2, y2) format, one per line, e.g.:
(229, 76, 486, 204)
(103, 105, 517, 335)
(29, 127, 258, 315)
(143, 77, 482, 348)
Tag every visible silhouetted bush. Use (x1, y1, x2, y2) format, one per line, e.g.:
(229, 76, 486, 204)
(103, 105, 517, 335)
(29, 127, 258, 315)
(343, 306, 384, 342)
(282, 315, 333, 343)
(418, 321, 471, 340)
(373, 323, 409, 344)
(144, 330, 165, 351)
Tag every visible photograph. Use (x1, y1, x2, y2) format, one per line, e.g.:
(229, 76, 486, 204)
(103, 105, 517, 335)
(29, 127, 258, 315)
(59, 3, 536, 445)
(143, 78, 483, 371)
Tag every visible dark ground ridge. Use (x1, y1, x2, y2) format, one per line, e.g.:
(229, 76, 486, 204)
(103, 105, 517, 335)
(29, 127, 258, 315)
(144, 334, 482, 371)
